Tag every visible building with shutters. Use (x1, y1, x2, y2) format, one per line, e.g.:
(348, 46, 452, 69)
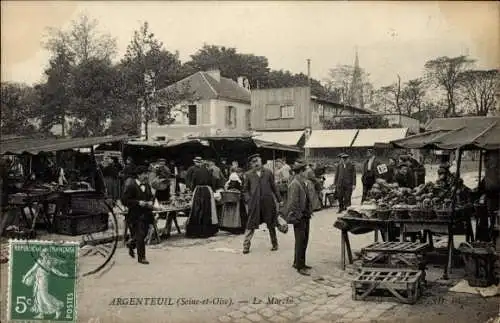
(148, 69, 251, 139)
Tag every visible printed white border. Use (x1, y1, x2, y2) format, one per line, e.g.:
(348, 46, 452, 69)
(7, 239, 80, 323)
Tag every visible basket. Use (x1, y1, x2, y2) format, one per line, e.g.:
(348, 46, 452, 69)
(221, 191, 240, 203)
(459, 242, 498, 287)
(376, 209, 392, 220)
(53, 213, 109, 236)
(435, 208, 454, 219)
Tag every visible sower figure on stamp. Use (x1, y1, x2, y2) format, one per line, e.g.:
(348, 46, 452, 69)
(242, 154, 283, 254)
(334, 153, 356, 213)
(121, 165, 154, 265)
(286, 160, 314, 276)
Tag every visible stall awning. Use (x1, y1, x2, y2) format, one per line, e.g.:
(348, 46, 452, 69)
(391, 116, 500, 151)
(352, 128, 408, 147)
(253, 139, 303, 153)
(304, 130, 358, 148)
(1, 135, 130, 155)
(125, 138, 208, 148)
(253, 131, 304, 146)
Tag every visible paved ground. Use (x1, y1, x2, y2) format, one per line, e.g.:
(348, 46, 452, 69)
(1, 168, 498, 323)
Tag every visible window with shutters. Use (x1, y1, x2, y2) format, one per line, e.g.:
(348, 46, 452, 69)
(225, 106, 237, 128)
(188, 105, 197, 125)
(265, 104, 281, 120)
(280, 105, 295, 119)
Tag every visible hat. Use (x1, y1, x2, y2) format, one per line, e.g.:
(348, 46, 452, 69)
(248, 154, 260, 163)
(292, 161, 307, 172)
(193, 157, 203, 163)
(157, 158, 166, 162)
(338, 153, 349, 158)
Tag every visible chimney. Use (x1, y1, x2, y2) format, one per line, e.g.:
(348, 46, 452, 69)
(206, 69, 220, 82)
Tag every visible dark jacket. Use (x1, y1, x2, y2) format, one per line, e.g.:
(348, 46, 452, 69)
(243, 168, 282, 229)
(334, 162, 356, 187)
(285, 176, 313, 224)
(186, 165, 213, 190)
(121, 178, 154, 224)
(362, 157, 383, 184)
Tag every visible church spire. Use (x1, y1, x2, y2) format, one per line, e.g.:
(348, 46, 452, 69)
(349, 46, 364, 109)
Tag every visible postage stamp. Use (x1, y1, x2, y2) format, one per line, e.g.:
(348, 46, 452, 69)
(8, 239, 79, 322)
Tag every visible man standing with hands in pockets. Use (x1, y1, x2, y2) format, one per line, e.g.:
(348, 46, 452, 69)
(121, 166, 155, 265)
(286, 160, 314, 276)
(242, 154, 283, 254)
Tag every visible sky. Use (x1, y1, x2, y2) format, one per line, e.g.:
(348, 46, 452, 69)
(1, 1, 498, 88)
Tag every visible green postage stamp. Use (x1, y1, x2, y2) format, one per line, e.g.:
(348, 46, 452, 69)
(8, 239, 79, 322)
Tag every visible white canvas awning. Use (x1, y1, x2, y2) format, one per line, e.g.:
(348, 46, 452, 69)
(352, 128, 408, 147)
(304, 130, 358, 148)
(253, 131, 304, 146)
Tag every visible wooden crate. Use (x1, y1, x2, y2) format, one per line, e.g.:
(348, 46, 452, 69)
(361, 253, 426, 270)
(352, 268, 424, 304)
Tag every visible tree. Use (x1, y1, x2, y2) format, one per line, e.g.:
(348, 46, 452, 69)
(120, 21, 184, 138)
(37, 41, 75, 136)
(378, 75, 402, 115)
(44, 14, 117, 65)
(322, 115, 389, 130)
(183, 45, 270, 89)
(424, 55, 475, 117)
(0, 82, 38, 135)
(40, 13, 118, 137)
(325, 64, 374, 108)
(400, 78, 426, 117)
(458, 69, 499, 116)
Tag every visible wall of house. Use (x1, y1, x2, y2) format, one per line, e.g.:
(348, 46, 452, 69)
(385, 114, 420, 134)
(251, 87, 311, 131)
(210, 99, 252, 131)
(148, 98, 251, 138)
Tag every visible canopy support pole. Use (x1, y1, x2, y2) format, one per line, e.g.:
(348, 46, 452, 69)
(444, 148, 463, 280)
(478, 150, 483, 183)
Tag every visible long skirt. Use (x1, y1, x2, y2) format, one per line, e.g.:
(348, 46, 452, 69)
(104, 177, 121, 201)
(185, 186, 219, 238)
(219, 199, 248, 234)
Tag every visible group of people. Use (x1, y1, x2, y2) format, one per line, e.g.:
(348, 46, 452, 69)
(118, 153, 317, 276)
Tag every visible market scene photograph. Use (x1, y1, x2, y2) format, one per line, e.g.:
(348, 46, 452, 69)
(1, 1, 499, 322)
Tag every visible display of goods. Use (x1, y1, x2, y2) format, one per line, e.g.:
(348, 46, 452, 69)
(367, 178, 463, 211)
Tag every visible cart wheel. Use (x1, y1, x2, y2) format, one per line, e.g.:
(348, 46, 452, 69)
(78, 205, 119, 277)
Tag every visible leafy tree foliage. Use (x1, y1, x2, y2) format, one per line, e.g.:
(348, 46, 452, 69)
(0, 82, 38, 135)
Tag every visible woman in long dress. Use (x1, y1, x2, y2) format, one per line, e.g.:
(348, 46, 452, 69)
(22, 248, 69, 320)
(220, 168, 248, 234)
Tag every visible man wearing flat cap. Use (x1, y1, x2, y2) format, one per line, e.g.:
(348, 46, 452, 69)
(286, 160, 314, 275)
(362, 148, 384, 202)
(334, 153, 356, 213)
(121, 165, 155, 264)
(242, 153, 283, 254)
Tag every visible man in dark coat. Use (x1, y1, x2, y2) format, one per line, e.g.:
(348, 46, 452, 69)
(362, 148, 385, 202)
(121, 166, 154, 264)
(286, 160, 314, 276)
(242, 154, 283, 254)
(334, 153, 356, 213)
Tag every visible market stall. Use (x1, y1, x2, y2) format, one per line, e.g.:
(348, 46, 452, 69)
(335, 116, 500, 291)
(1, 135, 129, 240)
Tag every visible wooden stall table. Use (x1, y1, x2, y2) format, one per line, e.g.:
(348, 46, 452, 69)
(334, 216, 393, 270)
(147, 204, 191, 244)
(336, 211, 474, 279)
(7, 190, 60, 236)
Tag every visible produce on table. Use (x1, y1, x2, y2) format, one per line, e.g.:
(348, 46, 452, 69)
(367, 178, 464, 212)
